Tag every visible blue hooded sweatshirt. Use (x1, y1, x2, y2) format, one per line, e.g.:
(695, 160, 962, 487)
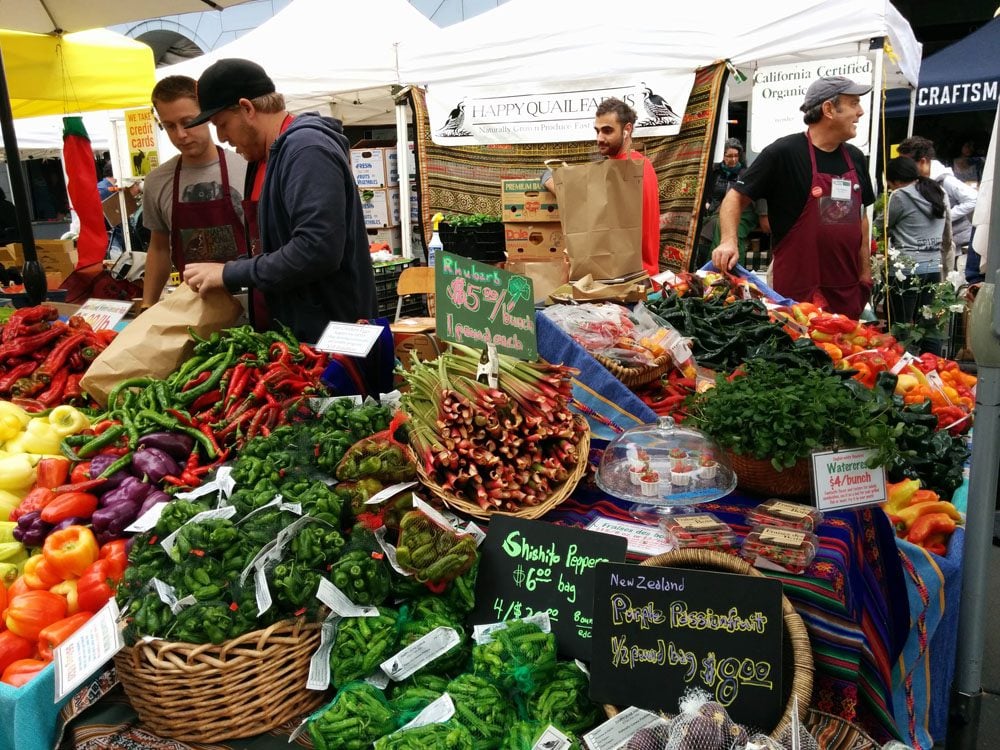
(223, 112, 376, 342)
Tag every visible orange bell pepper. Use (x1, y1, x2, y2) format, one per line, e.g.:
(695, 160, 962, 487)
(22, 555, 62, 590)
(99, 539, 128, 582)
(39, 492, 98, 525)
(37, 611, 92, 660)
(42, 526, 98, 580)
(5, 590, 67, 639)
(76, 559, 117, 614)
(50, 579, 80, 615)
(1, 658, 50, 687)
(0, 630, 34, 674)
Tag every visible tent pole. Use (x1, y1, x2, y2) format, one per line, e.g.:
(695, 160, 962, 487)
(907, 88, 916, 137)
(396, 98, 413, 261)
(0, 47, 46, 305)
(867, 42, 885, 225)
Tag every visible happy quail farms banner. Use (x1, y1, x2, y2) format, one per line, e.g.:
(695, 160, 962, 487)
(425, 74, 694, 145)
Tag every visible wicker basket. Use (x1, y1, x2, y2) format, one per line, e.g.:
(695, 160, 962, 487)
(113, 618, 325, 743)
(416, 417, 590, 520)
(593, 352, 671, 388)
(603, 549, 814, 741)
(724, 450, 813, 498)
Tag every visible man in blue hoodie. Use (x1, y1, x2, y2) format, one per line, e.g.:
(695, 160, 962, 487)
(183, 59, 376, 342)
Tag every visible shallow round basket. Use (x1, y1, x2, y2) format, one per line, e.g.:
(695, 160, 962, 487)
(805, 708, 880, 750)
(417, 417, 590, 520)
(594, 352, 671, 388)
(724, 450, 813, 498)
(113, 618, 325, 743)
(603, 549, 813, 741)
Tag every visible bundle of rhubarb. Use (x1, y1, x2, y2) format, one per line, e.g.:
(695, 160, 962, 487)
(401, 343, 588, 515)
(0, 305, 116, 409)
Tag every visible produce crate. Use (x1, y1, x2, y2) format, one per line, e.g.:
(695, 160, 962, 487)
(373, 258, 425, 320)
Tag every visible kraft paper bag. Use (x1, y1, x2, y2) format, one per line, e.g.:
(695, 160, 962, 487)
(81, 283, 242, 406)
(505, 256, 570, 303)
(553, 156, 644, 281)
(570, 274, 649, 303)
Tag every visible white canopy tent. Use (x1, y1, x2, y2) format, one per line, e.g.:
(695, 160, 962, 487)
(160, 0, 442, 126)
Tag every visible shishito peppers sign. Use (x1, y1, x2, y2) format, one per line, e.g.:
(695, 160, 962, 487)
(123, 108, 159, 178)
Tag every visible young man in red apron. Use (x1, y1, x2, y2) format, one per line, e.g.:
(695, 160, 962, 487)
(141, 76, 248, 310)
(711, 77, 875, 320)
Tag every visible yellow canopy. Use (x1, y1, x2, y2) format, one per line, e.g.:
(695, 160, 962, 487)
(1, 28, 156, 119)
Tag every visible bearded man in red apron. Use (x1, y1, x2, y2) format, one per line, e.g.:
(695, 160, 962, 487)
(141, 76, 248, 310)
(711, 77, 875, 320)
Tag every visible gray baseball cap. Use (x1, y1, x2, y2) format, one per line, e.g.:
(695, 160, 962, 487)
(800, 76, 872, 111)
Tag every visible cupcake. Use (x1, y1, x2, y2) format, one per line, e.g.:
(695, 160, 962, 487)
(629, 462, 647, 485)
(668, 448, 688, 461)
(671, 460, 694, 487)
(698, 456, 718, 480)
(641, 470, 660, 496)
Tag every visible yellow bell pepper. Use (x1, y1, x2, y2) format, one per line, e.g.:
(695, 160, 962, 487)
(0, 454, 36, 491)
(50, 580, 80, 614)
(47, 405, 90, 438)
(884, 478, 921, 515)
(0, 401, 28, 442)
(9, 418, 64, 455)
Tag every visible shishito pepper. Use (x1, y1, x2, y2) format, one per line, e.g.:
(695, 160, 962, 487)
(42, 525, 99, 579)
(907, 512, 958, 555)
(308, 682, 398, 750)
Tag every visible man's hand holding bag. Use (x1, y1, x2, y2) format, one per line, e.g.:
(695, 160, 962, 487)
(552, 156, 644, 281)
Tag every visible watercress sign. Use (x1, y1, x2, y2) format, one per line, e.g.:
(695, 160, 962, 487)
(435, 251, 537, 360)
(589, 562, 784, 730)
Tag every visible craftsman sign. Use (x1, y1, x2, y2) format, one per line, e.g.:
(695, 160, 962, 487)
(811, 448, 886, 511)
(469, 516, 627, 661)
(426, 73, 693, 145)
(435, 251, 537, 360)
(589, 562, 784, 730)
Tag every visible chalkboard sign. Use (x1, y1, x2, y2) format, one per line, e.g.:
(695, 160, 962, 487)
(589, 562, 784, 731)
(470, 516, 627, 660)
(435, 251, 538, 360)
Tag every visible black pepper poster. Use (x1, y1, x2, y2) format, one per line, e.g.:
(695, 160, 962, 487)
(589, 562, 784, 730)
(469, 516, 627, 660)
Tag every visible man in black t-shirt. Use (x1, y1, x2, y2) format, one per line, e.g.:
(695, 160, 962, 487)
(711, 77, 875, 319)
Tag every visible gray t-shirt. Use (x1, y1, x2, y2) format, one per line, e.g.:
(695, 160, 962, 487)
(143, 150, 248, 235)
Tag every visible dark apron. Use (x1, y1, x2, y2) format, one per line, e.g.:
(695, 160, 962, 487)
(169, 146, 248, 272)
(242, 194, 271, 332)
(771, 132, 868, 319)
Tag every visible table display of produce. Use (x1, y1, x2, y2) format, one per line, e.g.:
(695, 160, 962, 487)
(0, 284, 976, 750)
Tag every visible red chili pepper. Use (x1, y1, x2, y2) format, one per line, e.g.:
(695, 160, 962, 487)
(190, 389, 222, 413)
(0, 324, 68, 362)
(37, 367, 70, 407)
(198, 423, 223, 458)
(2, 306, 58, 344)
(180, 370, 212, 393)
(35, 332, 87, 382)
(63, 372, 84, 401)
(0, 361, 37, 393)
(50, 478, 107, 494)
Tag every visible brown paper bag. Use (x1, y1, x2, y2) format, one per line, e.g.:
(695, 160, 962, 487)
(570, 274, 649, 303)
(81, 283, 242, 406)
(553, 156, 644, 281)
(505, 256, 571, 303)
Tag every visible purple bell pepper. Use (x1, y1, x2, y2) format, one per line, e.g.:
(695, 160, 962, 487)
(88, 454, 129, 490)
(13, 511, 54, 548)
(131, 446, 182, 484)
(91, 499, 141, 544)
(100, 476, 153, 508)
(137, 432, 195, 462)
(137, 490, 171, 519)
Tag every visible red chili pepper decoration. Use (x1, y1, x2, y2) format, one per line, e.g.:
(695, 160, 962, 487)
(63, 117, 107, 268)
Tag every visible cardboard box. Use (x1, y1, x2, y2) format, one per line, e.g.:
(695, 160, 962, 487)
(9, 240, 77, 279)
(351, 140, 399, 189)
(501, 179, 560, 223)
(367, 226, 403, 254)
(390, 317, 440, 371)
(503, 222, 565, 258)
(360, 187, 400, 228)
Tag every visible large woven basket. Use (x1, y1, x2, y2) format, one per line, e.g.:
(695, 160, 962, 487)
(594, 352, 671, 388)
(724, 450, 813, 498)
(416, 417, 590, 520)
(113, 617, 325, 743)
(603, 549, 814, 741)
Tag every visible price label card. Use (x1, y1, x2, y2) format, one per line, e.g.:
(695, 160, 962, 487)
(811, 448, 886, 511)
(397, 693, 456, 731)
(125, 501, 168, 533)
(583, 706, 669, 750)
(54, 599, 124, 702)
(380, 626, 460, 681)
(75, 298, 134, 331)
(314, 321, 384, 357)
(586, 518, 672, 557)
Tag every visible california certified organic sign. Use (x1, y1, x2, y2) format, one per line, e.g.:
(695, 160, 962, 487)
(426, 74, 694, 146)
(749, 57, 873, 154)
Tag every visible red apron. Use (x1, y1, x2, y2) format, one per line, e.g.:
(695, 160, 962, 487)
(169, 146, 248, 272)
(771, 132, 868, 319)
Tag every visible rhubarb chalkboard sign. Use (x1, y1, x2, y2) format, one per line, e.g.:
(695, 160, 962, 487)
(470, 516, 627, 660)
(589, 562, 784, 731)
(435, 251, 537, 360)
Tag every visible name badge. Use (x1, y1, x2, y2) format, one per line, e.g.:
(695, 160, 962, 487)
(831, 179, 853, 201)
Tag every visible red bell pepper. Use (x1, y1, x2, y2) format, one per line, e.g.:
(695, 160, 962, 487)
(37, 611, 92, 660)
(42, 526, 99, 579)
(76, 558, 118, 613)
(39, 491, 98, 524)
(35, 457, 70, 489)
(99, 539, 128, 581)
(1, 658, 50, 687)
(0, 631, 34, 674)
(69, 461, 92, 485)
(5, 590, 67, 639)
(8, 487, 56, 522)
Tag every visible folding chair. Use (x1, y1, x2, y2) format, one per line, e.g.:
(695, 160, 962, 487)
(394, 266, 435, 321)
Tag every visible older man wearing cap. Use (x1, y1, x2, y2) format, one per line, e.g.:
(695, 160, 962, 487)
(182, 58, 376, 342)
(711, 76, 875, 319)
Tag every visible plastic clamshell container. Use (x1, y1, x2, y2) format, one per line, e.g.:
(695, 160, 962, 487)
(740, 525, 819, 575)
(661, 512, 737, 551)
(745, 499, 824, 533)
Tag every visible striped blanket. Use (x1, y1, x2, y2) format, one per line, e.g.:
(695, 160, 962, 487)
(408, 63, 728, 272)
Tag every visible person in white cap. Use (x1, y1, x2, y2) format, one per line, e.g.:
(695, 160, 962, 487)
(712, 76, 875, 319)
